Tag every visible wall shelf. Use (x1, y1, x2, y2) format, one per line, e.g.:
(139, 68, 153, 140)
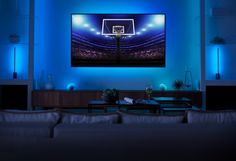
(32, 90, 202, 109)
(205, 80, 236, 86)
(0, 84, 28, 110)
(0, 80, 30, 85)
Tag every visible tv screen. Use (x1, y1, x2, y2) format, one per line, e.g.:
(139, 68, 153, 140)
(71, 14, 166, 67)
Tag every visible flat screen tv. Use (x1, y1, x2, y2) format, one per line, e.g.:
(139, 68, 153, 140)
(71, 14, 166, 67)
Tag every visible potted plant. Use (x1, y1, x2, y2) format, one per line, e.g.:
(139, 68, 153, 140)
(210, 36, 225, 44)
(173, 80, 184, 90)
(145, 84, 153, 100)
(101, 88, 119, 103)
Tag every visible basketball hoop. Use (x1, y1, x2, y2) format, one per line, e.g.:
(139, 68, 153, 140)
(115, 31, 121, 38)
(113, 25, 124, 38)
(100, 19, 135, 61)
(101, 19, 135, 37)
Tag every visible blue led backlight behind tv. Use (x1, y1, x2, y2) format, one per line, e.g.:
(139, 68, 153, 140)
(71, 14, 166, 67)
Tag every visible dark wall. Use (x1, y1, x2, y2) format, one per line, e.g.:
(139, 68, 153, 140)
(206, 86, 236, 110)
(0, 85, 28, 110)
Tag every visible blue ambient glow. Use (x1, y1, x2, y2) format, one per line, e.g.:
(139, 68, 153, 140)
(33, 0, 200, 90)
(159, 83, 167, 91)
(67, 82, 76, 90)
(9, 46, 25, 77)
(208, 45, 225, 78)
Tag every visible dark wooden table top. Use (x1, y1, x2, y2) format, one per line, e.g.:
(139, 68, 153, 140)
(88, 99, 160, 106)
(152, 97, 192, 103)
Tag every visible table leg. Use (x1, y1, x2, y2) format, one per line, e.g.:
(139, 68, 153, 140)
(88, 105, 92, 113)
(104, 107, 107, 113)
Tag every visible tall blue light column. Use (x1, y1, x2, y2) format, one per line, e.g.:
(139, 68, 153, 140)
(210, 36, 225, 80)
(13, 47, 17, 79)
(215, 47, 220, 80)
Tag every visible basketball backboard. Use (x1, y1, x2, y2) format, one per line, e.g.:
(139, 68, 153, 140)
(101, 19, 135, 36)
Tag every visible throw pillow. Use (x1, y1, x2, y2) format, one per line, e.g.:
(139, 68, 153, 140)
(61, 112, 119, 124)
(0, 109, 60, 123)
(187, 110, 236, 124)
(118, 110, 184, 124)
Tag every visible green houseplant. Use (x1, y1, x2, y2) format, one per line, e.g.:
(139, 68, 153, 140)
(173, 80, 184, 90)
(101, 88, 119, 103)
(210, 36, 225, 44)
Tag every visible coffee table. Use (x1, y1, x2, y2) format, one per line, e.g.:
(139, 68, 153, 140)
(88, 99, 160, 113)
(152, 97, 192, 113)
(152, 97, 192, 107)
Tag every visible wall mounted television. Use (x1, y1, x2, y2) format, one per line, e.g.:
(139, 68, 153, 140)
(71, 14, 166, 67)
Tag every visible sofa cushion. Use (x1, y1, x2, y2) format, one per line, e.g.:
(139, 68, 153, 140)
(0, 122, 54, 138)
(118, 111, 184, 124)
(1, 124, 236, 161)
(0, 110, 60, 124)
(61, 112, 119, 124)
(187, 110, 236, 124)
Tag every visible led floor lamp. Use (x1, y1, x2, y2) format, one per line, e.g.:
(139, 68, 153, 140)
(9, 34, 19, 79)
(210, 36, 225, 80)
(13, 47, 17, 79)
(216, 47, 220, 80)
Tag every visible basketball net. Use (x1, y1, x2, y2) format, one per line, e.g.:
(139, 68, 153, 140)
(115, 31, 122, 38)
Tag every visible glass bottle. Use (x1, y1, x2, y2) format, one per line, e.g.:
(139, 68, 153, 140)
(38, 70, 45, 89)
(45, 74, 54, 90)
(184, 67, 193, 90)
(145, 84, 153, 100)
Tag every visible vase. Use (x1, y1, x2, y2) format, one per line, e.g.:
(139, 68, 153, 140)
(38, 70, 45, 90)
(196, 80, 200, 91)
(45, 74, 54, 90)
(145, 85, 153, 100)
(184, 70, 193, 90)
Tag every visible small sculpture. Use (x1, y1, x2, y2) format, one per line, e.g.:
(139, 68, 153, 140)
(159, 83, 167, 91)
